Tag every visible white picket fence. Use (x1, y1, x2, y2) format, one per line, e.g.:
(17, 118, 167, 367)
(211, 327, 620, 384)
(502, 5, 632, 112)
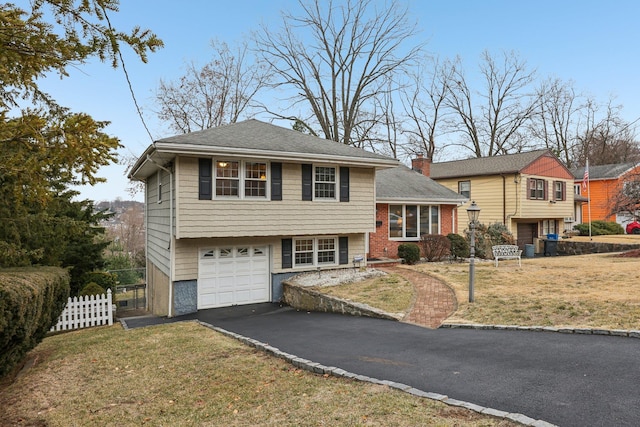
(50, 289, 114, 332)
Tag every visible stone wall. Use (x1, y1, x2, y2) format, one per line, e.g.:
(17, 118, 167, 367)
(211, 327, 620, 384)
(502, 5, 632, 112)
(558, 240, 640, 256)
(282, 282, 401, 321)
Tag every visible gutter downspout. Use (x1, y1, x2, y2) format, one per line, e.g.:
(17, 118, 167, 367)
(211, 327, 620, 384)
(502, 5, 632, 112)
(147, 154, 175, 317)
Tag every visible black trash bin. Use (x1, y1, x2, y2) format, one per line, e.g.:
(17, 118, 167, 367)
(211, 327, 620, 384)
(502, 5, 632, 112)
(544, 233, 558, 256)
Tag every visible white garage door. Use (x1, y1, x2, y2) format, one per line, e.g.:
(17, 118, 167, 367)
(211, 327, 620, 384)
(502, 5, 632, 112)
(198, 246, 270, 309)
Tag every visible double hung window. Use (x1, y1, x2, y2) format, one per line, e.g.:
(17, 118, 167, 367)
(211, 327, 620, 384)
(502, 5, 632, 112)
(294, 237, 337, 267)
(214, 160, 268, 199)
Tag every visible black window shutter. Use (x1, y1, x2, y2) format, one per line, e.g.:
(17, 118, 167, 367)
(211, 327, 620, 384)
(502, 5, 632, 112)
(271, 162, 282, 201)
(282, 238, 293, 269)
(339, 236, 348, 265)
(339, 167, 349, 202)
(562, 181, 566, 201)
(302, 164, 312, 201)
(199, 158, 212, 200)
(543, 180, 548, 200)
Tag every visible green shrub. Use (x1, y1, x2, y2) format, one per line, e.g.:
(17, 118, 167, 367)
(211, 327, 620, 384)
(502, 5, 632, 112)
(573, 220, 624, 236)
(397, 243, 420, 265)
(80, 271, 118, 294)
(79, 282, 106, 297)
(0, 267, 70, 378)
(447, 233, 469, 259)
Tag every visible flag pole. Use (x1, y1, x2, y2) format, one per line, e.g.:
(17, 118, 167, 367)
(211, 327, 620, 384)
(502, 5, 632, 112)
(584, 159, 592, 240)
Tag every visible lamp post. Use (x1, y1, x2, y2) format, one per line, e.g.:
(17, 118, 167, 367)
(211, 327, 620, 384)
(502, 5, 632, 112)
(466, 201, 481, 303)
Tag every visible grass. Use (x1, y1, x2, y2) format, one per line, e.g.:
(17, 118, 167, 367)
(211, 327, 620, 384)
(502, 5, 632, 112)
(311, 273, 414, 316)
(0, 322, 515, 427)
(416, 252, 640, 329)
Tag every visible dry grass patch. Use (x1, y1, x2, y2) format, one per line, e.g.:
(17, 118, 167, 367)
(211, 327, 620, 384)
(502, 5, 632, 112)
(417, 253, 640, 329)
(0, 322, 516, 427)
(312, 273, 414, 316)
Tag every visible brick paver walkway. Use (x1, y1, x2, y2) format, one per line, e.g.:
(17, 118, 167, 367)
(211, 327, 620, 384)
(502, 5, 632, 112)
(380, 266, 457, 329)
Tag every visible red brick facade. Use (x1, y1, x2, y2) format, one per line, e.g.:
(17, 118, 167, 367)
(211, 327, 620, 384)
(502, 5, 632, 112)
(368, 203, 459, 259)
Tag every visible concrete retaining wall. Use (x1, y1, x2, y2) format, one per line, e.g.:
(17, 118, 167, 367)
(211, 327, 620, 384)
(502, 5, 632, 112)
(282, 282, 401, 321)
(557, 240, 640, 256)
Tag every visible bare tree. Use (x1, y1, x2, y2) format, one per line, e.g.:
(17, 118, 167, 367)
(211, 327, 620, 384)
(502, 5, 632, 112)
(253, 0, 423, 146)
(530, 78, 586, 167)
(607, 167, 640, 220)
(573, 99, 640, 166)
(445, 51, 539, 157)
(154, 39, 269, 134)
(400, 57, 455, 161)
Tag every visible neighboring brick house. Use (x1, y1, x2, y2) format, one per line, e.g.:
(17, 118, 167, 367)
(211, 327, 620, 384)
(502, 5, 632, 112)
(368, 155, 467, 259)
(430, 149, 575, 250)
(128, 120, 398, 316)
(570, 162, 640, 228)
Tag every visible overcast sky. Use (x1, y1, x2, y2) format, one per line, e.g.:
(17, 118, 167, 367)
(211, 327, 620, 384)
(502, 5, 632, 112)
(31, 0, 640, 202)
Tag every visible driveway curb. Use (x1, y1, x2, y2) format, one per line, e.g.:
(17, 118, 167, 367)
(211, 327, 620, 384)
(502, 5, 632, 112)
(441, 322, 640, 338)
(196, 319, 557, 427)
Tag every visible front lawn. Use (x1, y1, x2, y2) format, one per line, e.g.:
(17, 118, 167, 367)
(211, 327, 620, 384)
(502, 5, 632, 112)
(0, 322, 516, 427)
(416, 252, 640, 329)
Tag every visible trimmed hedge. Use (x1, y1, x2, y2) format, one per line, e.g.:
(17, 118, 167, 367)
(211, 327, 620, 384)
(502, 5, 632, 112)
(397, 243, 420, 265)
(0, 267, 70, 378)
(574, 220, 624, 236)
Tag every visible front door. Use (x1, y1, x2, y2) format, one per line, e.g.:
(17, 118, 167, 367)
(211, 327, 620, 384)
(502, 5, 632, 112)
(516, 223, 537, 249)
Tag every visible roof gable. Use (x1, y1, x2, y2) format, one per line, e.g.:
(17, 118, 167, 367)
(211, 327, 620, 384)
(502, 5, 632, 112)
(376, 165, 467, 203)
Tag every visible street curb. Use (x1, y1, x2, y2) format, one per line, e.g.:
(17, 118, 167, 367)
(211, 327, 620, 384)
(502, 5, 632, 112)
(440, 323, 640, 338)
(198, 320, 557, 427)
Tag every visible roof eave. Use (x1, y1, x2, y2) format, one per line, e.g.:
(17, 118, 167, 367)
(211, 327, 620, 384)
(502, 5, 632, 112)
(153, 142, 399, 168)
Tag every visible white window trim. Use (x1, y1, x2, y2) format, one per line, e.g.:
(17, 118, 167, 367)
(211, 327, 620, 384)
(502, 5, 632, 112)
(214, 159, 270, 200)
(389, 205, 440, 241)
(313, 165, 338, 201)
(293, 236, 338, 268)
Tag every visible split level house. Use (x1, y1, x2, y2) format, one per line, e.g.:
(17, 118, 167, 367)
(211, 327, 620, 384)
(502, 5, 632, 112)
(128, 119, 399, 316)
(368, 155, 467, 259)
(570, 162, 640, 227)
(429, 149, 576, 250)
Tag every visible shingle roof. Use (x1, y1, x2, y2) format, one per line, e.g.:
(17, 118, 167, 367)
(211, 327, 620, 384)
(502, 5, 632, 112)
(155, 119, 395, 163)
(376, 165, 467, 203)
(429, 149, 550, 179)
(130, 119, 399, 179)
(569, 162, 637, 180)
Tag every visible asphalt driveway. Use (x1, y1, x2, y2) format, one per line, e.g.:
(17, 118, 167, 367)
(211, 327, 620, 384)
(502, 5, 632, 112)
(123, 304, 640, 427)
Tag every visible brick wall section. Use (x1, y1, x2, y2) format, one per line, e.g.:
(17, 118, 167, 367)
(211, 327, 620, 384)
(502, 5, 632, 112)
(368, 203, 459, 259)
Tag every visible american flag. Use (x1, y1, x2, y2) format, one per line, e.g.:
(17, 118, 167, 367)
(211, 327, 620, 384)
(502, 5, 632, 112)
(582, 160, 589, 192)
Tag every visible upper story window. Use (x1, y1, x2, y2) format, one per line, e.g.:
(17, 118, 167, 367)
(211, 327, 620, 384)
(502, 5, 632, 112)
(314, 166, 336, 199)
(206, 160, 268, 199)
(528, 178, 546, 200)
(458, 180, 471, 198)
(574, 184, 581, 195)
(553, 181, 566, 201)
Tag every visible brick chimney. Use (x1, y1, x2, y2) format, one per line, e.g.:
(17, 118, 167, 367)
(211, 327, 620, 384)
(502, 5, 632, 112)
(411, 153, 431, 177)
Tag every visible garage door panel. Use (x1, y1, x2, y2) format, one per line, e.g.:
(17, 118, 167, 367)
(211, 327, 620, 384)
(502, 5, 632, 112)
(198, 246, 270, 309)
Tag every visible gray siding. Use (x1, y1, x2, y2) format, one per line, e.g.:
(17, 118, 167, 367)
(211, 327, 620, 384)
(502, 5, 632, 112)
(147, 171, 172, 276)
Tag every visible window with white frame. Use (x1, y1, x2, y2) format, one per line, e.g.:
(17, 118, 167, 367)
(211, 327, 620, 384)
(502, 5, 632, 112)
(314, 166, 336, 199)
(294, 237, 337, 267)
(529, 178, 546, 200)
(389, 205, 440, 239)
(574, 184, 581, 195)
(553, 181, 565, 201)
(214, 160, 268, 198)
(542, 220, 557, 235)
(458, 180, 470, 198)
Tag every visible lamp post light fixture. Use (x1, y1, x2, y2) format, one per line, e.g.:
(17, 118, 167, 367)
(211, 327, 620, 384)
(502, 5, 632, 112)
(466, 201, 481, 303)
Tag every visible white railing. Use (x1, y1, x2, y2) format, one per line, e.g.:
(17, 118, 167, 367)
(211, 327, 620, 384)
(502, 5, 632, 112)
(50, 289, 114, 332)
